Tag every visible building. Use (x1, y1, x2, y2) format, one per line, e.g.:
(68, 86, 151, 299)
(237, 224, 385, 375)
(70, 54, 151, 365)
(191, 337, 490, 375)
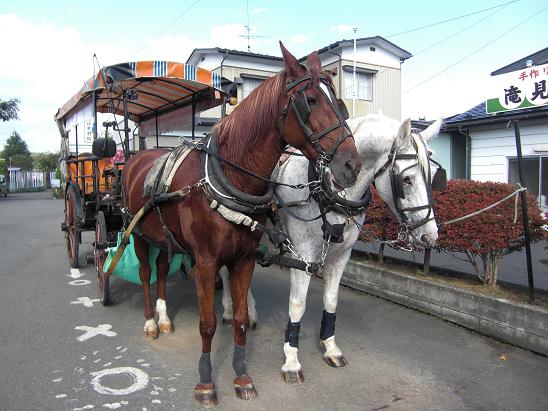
(185, 36, 411, 129)
(442, 47, 548, 210)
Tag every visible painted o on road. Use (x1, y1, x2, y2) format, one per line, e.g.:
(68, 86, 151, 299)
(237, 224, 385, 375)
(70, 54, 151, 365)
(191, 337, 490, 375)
(90, 367, 149, 395)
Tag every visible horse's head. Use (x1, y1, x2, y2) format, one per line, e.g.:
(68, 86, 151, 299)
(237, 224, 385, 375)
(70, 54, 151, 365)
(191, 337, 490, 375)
(374, 118, 445, 248)
(279, 42, 362, 189)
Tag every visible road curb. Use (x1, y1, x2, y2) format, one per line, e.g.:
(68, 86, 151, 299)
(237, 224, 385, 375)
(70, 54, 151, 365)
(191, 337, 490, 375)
(343, 258, 548, 356)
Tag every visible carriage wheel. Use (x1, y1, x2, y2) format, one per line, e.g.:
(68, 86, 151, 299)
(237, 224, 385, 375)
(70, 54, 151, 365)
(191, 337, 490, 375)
(64, 186, 80, 268)
(95, 211, 111, 306)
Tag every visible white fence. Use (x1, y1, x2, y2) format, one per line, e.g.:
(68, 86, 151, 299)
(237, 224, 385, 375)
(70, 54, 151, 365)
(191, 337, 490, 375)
(8, 170, 56, 192)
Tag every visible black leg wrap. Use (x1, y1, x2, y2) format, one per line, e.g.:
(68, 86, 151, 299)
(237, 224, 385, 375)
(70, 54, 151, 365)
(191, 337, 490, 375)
(320, 310, 336, 340)
(198, 353, 212, 384)
(285, 320, 301, 348)
(232, 344, 247, 376)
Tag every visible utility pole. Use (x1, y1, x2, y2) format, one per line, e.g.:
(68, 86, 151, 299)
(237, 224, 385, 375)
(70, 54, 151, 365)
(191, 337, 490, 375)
(353, 27, 357, 117)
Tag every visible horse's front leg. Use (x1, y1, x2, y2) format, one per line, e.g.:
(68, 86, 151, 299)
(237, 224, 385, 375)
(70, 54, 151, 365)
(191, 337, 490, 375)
(220, 268, 258, 328)
(227, 255, 258, 400)
(320, 247, 353, 368)
(193, 256, 219, 407)
(155, 250, 173, 334)
(133, 236, 158, 340)
(281, 268, 311, 384)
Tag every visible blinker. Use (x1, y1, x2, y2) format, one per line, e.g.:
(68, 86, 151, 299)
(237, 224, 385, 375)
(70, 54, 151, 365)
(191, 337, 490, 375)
(293, 91, 310, 124)
(431, 167, 447, 191)
(337, 99, 349, 120)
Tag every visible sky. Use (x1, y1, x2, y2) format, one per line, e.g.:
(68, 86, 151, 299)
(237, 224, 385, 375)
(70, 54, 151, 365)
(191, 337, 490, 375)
(0, 0, 547, 153)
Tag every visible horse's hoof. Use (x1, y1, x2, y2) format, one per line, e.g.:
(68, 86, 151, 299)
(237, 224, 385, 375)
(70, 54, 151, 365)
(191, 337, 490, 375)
(282, 370, 304, 385)
(324, 355, 348, 368)
(222, 317, 232, 326)
(234, 375, 257, 400)
(158, 322, 173, 333)
(250, 321, 257, 330)
(195, 383, 218, 408)
(144, 327, 158, 340)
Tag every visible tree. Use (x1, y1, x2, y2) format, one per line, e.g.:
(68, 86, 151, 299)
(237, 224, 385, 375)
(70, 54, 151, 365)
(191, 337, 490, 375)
(0, 98, 20, 122)
(434, 180, 546, 286)
(358, 180, 547, 286)
(1, 131, 33, 170)
(34, 152, 59, 189)
(34, 152, 59, 172)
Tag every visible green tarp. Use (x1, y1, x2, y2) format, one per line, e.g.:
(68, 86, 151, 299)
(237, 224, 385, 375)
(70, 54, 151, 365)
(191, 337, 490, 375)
(103, 232, 192, 284)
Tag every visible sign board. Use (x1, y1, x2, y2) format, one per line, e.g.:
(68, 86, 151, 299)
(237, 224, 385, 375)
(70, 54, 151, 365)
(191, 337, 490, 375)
(486, 63, 548, 114)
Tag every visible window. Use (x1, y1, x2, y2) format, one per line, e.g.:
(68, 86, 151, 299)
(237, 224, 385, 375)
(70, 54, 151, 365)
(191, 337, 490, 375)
(344, 70, 372, 100)
(242, 77, 264, 99)
(508, 156, 548, 210)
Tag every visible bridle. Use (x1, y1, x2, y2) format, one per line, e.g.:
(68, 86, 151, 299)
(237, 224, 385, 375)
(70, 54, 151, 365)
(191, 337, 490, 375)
(373, 130, 447, 233)
(279, 66, 352, 177)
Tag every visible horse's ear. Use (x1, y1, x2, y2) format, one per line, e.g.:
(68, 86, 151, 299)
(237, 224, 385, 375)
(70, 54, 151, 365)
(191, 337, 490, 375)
(421, 118, 443, 141)
(305, 50, 321, 69)
(280, 41, 304, 77)
(396, 118, 412, 150)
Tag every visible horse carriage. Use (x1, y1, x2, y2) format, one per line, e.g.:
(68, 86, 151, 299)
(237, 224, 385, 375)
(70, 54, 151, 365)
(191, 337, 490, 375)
(56, 60, 234, 304)
(55, 43, 446, 407)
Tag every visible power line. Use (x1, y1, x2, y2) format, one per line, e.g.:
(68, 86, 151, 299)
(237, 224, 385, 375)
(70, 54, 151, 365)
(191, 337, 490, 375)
(386, 0, 521, 38)
(341, 1, 512, 96)
(403, 4, 548, 95)
(412, 4, 509, 58)
(130, 0, 202, 58)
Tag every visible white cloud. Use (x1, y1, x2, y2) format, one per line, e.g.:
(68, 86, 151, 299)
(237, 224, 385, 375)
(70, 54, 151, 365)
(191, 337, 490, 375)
(291, 34, 307, 43)
(329, 24, 356, 35)
(210, 23, 248, 50)
(253, 7, 270, 15)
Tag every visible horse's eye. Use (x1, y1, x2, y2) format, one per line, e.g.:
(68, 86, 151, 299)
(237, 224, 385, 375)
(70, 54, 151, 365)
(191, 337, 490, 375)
(403, 176, 412, 185)
(306, 97, 316, 105)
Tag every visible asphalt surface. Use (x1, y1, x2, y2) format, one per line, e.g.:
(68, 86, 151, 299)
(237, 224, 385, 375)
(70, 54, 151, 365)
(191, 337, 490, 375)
(1, 191, 548, 411)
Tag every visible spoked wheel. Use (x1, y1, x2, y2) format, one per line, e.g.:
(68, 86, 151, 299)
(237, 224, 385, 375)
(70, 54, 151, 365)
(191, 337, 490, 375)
(95, 211, 110, 306)
(64, 186, 80, 268)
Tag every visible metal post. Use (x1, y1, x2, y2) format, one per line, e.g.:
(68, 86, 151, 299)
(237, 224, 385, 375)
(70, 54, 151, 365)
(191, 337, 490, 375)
(123, 90, 130, 158)
(155, 113, 159, 148)
(423, 248, 431, 275)
(352, 27, 357, 118)
(512, 120, 535, 302)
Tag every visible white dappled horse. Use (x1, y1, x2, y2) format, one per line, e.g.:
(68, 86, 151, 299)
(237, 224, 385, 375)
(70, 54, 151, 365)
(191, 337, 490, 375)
(221, 114, 443, 383)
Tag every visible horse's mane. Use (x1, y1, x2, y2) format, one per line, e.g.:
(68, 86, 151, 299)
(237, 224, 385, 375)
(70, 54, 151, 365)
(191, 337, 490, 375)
(410, 131, 429, 176)
(214, 71, 287, 158)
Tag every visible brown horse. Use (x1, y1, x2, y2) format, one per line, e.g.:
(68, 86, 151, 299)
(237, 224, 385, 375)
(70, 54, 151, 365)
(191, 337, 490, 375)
(122, 42, 362, 406)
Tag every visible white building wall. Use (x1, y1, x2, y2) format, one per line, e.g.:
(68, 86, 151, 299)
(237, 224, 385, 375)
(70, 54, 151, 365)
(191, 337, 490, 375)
(469, 119, 548, 182)
(340, 44, 401, 68)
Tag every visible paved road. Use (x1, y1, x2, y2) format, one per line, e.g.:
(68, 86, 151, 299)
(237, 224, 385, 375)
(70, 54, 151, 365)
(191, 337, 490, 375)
(1, 192, 548, 410)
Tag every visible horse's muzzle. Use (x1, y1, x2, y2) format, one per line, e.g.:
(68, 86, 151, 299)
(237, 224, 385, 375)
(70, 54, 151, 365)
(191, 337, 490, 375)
(329, 146, 362, 188)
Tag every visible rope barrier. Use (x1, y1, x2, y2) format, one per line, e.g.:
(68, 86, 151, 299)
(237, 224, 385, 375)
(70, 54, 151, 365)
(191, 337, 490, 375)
(439, 184, 526, 227)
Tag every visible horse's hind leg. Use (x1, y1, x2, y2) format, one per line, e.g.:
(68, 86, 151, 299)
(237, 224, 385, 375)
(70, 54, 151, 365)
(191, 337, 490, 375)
(193, 256, 219, 407)
(227, 256, 258, 400)
(156, 250, 173, 334)
(133, 235, 158, 340)
(220, 268, 258, 328)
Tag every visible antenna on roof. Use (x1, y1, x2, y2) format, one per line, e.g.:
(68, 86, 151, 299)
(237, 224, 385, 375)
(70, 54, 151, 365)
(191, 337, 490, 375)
(239, 0, 268, 52)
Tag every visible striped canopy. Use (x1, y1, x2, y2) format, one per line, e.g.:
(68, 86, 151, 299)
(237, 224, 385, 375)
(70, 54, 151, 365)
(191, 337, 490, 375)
(55, 61, 225, 124)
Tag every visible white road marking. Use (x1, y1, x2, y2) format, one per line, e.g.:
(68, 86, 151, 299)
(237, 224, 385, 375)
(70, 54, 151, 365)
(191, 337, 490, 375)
(75, 324, 117, 342)
(53, 377, 62, 382)
(73, 405, 94, 410)
(69, 269, 85, 279)
(90, 367, 149, 396)
(56, 394, 67, 398)
(69, 279, 92, 286)
(71, 297, 100, 307)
